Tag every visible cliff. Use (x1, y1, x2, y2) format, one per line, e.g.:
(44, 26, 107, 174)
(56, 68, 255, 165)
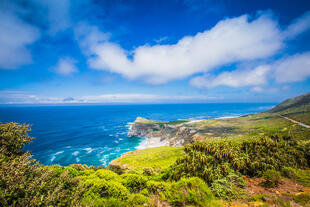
(127, 117, 204, 146)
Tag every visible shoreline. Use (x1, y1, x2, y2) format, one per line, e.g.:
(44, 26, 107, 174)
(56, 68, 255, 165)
(135, 137, 169, 150)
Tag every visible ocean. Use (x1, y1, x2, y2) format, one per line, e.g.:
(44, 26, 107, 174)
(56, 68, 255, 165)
(0, 103, 275, 166)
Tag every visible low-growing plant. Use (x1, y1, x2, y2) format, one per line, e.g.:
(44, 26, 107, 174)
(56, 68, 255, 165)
(281, 167, 310, 187)
(143, 167, 156, 176)
(211, 171, 245, 200)
(262, 169, 281, 188)
(121, 174, 148, 193)
(294, 193, 310, 206)
(107, 164, 124, 175)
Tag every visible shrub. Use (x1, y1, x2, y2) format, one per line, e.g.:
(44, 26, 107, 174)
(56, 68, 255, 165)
(146, 180, 170, 193)
(262, 169, 281, 188)
(211, 171, 245, 200)
(82, 177, 129, 199)
(127, 193, 149, 206)
(281, 167, 297, 179)
(121, 174, 148, 193)
(0, 122, 33, 157)
(95, 169, 120, 180)
(143, 167, 156, 176)
(107, 164, 124, 175)
(167, 177, 215, 207)
(164, 135, 308, 184)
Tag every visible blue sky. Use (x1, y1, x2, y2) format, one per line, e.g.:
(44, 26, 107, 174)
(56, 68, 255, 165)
(0, 0, 310, 104)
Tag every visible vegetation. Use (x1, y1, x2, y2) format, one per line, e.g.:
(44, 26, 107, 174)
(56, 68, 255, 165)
(161, 134, 309, 200)
(110, 146, 184, 173)
(0, 122, 220, 206)
(262, 169, 281, 188)
(281, 167, 310, 187)
(190, 112, 310, 140)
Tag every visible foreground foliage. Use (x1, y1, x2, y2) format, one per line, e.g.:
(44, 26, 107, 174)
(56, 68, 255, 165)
(0, 122, 220, 206)
(163, 134, 309, 199)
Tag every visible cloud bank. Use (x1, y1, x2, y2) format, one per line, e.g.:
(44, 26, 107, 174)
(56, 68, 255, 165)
(191, 51, 310, 89)
(0, 90, 220, 104)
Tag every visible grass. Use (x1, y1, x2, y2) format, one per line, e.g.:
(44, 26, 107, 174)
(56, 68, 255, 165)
(189, 112, 310, 140)
(282, 167, 310, 187)
(110, 146, 185, 172)
(279, 105, 310, 125)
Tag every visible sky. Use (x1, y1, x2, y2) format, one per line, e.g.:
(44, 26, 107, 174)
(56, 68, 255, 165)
(0, 0, 310, 104)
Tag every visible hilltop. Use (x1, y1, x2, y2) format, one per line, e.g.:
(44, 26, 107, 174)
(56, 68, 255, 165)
(269, 92, 310, 113)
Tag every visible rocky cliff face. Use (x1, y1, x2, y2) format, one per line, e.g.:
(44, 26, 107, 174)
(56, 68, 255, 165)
(127, 117, 203, 146)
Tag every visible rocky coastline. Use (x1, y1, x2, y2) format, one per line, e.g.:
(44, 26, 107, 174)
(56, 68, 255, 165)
(127, 117, 204, 147)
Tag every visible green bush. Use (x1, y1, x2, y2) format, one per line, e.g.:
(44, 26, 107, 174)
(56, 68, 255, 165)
(106, 164, 124, 175)
(211, 171, 245, 200)
(127, 193, 149, 206)
(168, 177, 215, 207)
(262, 169, 281, 188)
(165, 135, 308, 185)
(121, 174, 148, 193)
(95, 169, 120, 180)
(143, 167, 156, 176)
(82, 177, 129, 199)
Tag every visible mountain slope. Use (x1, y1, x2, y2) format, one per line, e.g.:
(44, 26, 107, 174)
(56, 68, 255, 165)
(269, 92, 310, 113)
(269, 92, 310, 125)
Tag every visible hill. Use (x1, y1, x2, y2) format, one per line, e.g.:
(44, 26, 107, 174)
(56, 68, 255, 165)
(269, 92, 310, 125)
(269, 92, 310, 113)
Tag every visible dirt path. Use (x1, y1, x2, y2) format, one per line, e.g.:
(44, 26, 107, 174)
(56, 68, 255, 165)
(279, 115, 310, 129)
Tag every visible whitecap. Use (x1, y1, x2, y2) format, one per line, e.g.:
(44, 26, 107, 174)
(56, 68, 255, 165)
(83, 147, 93, 153)
(72, 151, 79, 156)
(50, 151, 64, 162)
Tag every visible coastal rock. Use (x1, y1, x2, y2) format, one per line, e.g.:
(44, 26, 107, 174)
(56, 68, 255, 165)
(127, 117, 199, 146)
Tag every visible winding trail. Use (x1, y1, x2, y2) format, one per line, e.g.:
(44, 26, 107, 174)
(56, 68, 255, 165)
(279, 115, 310, 129)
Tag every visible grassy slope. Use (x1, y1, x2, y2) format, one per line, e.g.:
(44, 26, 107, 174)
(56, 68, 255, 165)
(110, 146, 184, 172)
(190, 112, 310, 141)
(269, 92, 310, 125)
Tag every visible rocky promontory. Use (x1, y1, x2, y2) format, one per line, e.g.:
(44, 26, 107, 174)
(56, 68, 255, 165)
(128, 117, 205, 146)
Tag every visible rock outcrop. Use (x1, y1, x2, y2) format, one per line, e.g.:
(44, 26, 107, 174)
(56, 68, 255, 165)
(127, 117, 201, 146)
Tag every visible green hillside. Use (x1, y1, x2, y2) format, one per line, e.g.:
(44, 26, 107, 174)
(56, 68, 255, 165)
(269, 92, 310, 125)
(269, 92, 310, 113)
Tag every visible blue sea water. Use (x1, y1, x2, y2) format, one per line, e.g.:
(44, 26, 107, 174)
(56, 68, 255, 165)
(0, 103, 275, 166)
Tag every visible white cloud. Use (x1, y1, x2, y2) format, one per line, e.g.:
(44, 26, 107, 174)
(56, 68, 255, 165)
(0, 9, 40, 69)
(0, 90, 221, 104)
(273, 52, 310, 83)
(52, 58, 78, 75)
(250, 86, 278, 93)
(190, 65, 270, 88)
(192, 51, 310, 89)
(283, 11, 310, 39)
(78, 12, 283, 84)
